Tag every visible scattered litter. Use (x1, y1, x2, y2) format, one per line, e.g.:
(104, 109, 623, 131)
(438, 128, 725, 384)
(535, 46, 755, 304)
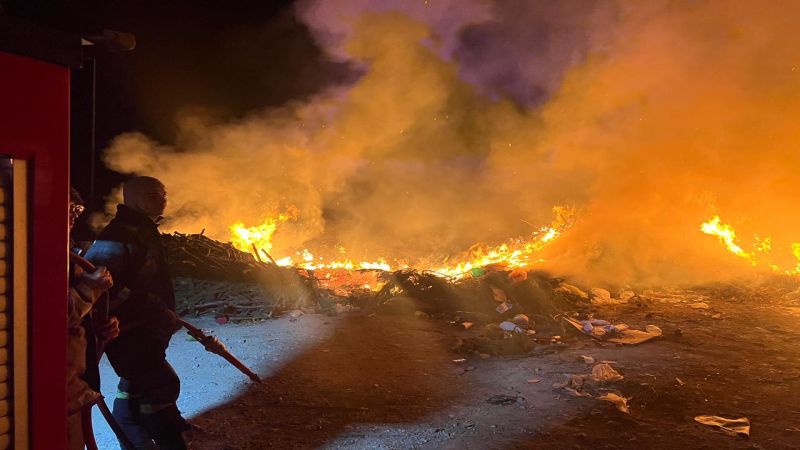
(608, 325, 662, 345)
(527, 378, 541, 384)
(470, 267, 487, 277)
(587, 287, 633, 305)
(676, 378, 685, 386)
(567, 318, 663, 345)
(553, 374, 593, 398)
(694, 415, 750, 437)
(334, 303, 356, 314)
(711, 313, 722, 319)
(214, 314, 230, 325)
(580, 318, 621, 336)
(554, 365, 628, 412)
(496, 302, 513, 314)
(490, 286, 508, 303)
(461, 322, 474, 330)
(690, 302, 710, 310)
(511, 314, 531, 328)
(554, 283, 589, 301)
(452, 358, 467, 364)
(598, 393, 630, 413)
(288, 310, 304, 318)
(581, 355, 596, 364)
(507, 269, 528, 284)
(590, 288, 614, 305)
(486, 395, 524, 405)
(591, 363, 624, 382)
(499, 321, 524, 333)
(455, 324, 534, 356)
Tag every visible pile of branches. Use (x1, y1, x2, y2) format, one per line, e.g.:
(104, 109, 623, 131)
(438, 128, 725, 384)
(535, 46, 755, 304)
(162, 232, 278, 282)
(174, 278, 273, 322)
(162, 232, 319, 316)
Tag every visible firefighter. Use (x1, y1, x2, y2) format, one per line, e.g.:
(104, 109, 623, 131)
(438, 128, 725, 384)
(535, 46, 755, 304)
(67, 188, 117, 449)
(85, 176, 189, 450)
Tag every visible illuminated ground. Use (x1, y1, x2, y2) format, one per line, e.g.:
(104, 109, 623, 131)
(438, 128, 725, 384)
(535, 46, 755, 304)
(94, 286, 800, 449)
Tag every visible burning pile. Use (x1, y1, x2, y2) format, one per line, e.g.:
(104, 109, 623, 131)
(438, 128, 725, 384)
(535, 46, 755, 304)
(227, 205, 576, 280)
(165, 205, 800, 323)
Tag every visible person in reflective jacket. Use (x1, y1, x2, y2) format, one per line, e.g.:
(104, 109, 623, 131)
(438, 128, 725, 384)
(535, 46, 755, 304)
(85, 176, 189, 450)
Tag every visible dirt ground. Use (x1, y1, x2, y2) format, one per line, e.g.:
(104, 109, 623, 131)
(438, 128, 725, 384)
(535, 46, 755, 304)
(94, 285, 800, 449)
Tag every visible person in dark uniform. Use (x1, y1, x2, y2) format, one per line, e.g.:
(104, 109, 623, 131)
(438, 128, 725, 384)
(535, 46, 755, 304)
(85, 176, 188, 450)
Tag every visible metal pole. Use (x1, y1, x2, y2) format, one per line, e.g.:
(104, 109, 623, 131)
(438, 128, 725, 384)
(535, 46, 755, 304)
(89, 57, 97, 207)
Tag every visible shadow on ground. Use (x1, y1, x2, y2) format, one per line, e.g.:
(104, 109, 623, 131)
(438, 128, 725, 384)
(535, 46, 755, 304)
(189, 313, 471, 449)
(184, 291, 800, 450)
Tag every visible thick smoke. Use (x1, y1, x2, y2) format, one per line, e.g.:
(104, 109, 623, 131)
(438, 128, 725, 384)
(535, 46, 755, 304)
(104, 0, 800, 285)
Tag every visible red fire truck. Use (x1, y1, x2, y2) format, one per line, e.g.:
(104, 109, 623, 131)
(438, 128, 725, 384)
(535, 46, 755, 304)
(1, 15, 84, 449)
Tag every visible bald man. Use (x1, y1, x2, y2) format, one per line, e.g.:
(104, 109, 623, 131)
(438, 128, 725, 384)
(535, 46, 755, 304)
(85, 176, 189, 449)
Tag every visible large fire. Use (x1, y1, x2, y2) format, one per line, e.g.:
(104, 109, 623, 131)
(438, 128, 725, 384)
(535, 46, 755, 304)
(230, 206, 576, 279)
(229, 211, 800, 282)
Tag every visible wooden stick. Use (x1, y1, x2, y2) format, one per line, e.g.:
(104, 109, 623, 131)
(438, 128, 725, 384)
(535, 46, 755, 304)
(260, 248, 279, 265)
(251, 243, 264, 263)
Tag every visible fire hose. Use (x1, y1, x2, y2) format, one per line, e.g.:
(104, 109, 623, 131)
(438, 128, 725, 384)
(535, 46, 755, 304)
(178, 319, 262, 383)
(70, 252, 135, 450)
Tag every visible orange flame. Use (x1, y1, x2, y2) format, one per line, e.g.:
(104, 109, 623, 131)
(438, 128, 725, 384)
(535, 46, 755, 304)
(229, 207, 298, 258)
(228, 205, 574, 278)
(700, 216, 753, 262)
(701, 215, 800, 274)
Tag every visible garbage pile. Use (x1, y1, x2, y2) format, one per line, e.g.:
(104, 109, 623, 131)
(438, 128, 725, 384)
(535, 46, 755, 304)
(371, 267, 664, 357)
(162, 232, 668, 337)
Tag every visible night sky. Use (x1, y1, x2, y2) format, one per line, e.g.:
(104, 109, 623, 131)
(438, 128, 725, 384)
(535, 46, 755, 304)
(3, 0, 351, 207)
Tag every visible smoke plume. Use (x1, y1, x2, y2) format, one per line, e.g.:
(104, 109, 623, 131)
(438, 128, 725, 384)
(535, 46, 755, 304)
(104, 0, 800, 285)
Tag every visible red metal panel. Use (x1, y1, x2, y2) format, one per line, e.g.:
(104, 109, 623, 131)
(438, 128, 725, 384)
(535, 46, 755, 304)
(0, 50, 70, 450)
